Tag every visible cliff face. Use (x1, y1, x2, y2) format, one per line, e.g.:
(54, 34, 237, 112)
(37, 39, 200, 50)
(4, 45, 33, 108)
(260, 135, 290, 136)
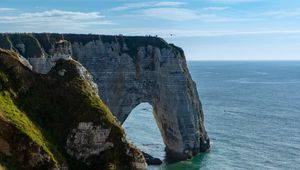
(0, 33, 210, 160)
(0, 49, 146, 170)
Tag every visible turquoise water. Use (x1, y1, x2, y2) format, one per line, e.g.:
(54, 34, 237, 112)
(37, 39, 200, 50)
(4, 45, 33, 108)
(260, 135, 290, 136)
(123, 61, 300, 170)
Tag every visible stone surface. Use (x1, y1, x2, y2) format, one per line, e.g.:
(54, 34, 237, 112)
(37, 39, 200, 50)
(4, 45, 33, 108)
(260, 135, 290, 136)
(0, 137, 11, 156)
(0, 119, 56, 170)
(50, 40, 72, 61)
(142, 152, 163, 165)
(0, 33, 210, 160)
(66, 122, 113, 162)
(74, 43, 209, 159)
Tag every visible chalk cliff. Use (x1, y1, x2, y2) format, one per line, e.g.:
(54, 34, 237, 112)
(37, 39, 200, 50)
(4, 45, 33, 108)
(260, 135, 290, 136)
(0, 33, 210, 160)
(0, 49, 146, 169)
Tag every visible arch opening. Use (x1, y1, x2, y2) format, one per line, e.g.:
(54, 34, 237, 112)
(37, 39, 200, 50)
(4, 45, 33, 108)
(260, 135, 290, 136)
(122, 102, 166, 161)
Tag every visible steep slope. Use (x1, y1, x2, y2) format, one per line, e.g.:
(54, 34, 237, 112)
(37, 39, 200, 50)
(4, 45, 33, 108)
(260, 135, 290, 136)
(0, 49, 146, 169)
(0, 33, 210, 160)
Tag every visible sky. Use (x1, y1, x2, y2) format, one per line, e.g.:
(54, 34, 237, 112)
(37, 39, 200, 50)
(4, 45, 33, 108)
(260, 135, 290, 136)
(1, 0, 300, 60)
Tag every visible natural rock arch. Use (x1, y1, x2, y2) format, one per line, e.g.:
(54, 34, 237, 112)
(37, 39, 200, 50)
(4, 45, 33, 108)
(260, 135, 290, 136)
(122, 102, 165, 158)
(0, 33, 210, 160)
(70, 39, 210, 160)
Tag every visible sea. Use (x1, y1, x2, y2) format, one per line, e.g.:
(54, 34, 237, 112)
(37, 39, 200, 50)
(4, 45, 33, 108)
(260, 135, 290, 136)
(123, 61, 300, 170)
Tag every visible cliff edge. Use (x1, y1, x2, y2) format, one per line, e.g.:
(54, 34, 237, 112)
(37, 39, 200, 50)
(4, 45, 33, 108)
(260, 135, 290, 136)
(0, 33, 210, 160)
(0, 49, 146, 169)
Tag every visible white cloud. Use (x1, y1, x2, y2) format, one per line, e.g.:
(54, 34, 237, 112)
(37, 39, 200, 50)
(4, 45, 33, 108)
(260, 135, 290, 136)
(142, 8, 198, 21)
(171, 29, 300, 37)
(208, 0, 260, 3)
(0, 8, 16, 12)
(111, 1, 248, 22)
(203, 7, 229, 11)
(141, 7, 247, 22)
(0, 9, 113, 31)
(154, 1, 186, 7)
(111, 1, 186, 11)
(262, 8, 300, 18)
(19, 10, 107, 22)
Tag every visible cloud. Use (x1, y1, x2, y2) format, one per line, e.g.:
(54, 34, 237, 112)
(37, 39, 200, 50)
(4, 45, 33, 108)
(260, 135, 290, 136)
(0, 9, 113, 31)
(154, 1, 186, 7)
(170, 29, 300, 37)
(142, 8, 198, 21)
(112, 1, 246, 22)
(111, 1, 186, 11)
(208, 0, 260, 3)
(203, 7, 230, 11)
(0, 8, 16, 12)
(111, 1, 248, 22)
(185, 30, 300, 37)
(141, 7, 247, 22)
(19, 10, 107, 22)
(262, 8, 300, 18)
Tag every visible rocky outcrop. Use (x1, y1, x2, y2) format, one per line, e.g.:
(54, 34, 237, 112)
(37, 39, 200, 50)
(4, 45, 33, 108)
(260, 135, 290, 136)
(0, 33, 210, 160)
(0, 119, 60, 170)
(142, 152, 163, 165)
(66, 122, 113, 162)
(0, 49, 146, 169)
(27, 39, 72, 74)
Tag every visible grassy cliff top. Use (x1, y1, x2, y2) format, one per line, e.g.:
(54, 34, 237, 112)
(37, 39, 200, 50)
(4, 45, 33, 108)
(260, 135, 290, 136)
(0, 33, 180, 59)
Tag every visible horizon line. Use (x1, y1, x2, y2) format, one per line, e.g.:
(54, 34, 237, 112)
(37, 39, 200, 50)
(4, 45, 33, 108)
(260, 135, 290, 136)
(187, 59, 300, 61)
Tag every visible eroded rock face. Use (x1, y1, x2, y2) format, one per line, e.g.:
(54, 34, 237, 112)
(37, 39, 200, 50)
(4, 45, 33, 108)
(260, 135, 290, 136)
(70, 38, 210, 159)
(0, 119, 57, 170)
(0, 33, 210, 160)
(66, 122, 113, 162)
(0, 137, 11, 156)
(28, 39, 73, 74)
(51, 40, 73, 61)
(0, 49, 147, 170)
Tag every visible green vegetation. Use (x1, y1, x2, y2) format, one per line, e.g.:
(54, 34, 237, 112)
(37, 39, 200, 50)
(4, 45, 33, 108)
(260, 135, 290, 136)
(32, 33, 62, 54)
(0, 48, 138, 169)
(0, 49, 60, 169)
(0, 33, 187, 169)
(1, 33, 183, 66)
(0, 33, 45, 58)
(169, 43, 185, 59)
(0, 33, 187, 170)
(0, 153, 20, 170)
(0, 35, 12, 50)
(0, 90, 57, 162)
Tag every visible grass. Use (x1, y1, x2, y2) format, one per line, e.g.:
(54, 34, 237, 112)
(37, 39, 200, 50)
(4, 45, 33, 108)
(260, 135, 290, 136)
(0, 89, 59, 166)
(0, 153, 17, 170)
(32, 33, 173, 59)
(0, 33, 45, 58)
(1, 33, 184, 62)
(0, 35, 12, 50)
(0, 49, 138, 169)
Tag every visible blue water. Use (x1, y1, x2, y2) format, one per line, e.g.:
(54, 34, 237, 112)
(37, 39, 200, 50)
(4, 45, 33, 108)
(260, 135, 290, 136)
(123, 61, 300, 170)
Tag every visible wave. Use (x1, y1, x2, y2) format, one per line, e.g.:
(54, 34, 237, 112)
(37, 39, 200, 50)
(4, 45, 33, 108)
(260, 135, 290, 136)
(227, 78, 300, 84)
(252, 71, 269, 76)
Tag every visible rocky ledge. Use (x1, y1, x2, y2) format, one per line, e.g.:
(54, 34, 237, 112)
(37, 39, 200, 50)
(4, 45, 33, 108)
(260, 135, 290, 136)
(0, 49, 146, 169)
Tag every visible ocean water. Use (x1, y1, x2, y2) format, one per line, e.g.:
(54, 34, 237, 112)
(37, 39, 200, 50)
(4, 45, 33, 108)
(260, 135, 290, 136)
(123, 61, 300, 170)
